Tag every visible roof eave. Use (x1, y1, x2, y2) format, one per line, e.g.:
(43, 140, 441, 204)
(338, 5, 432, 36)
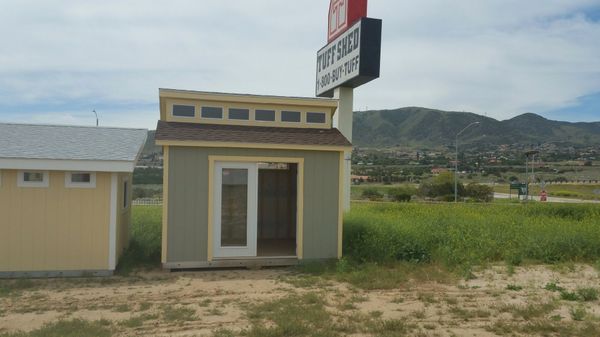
(0, 158, 137, 173)
(155, 139, 351, 152)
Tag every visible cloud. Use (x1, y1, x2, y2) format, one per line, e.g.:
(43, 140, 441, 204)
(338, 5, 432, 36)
(0, 0, 598, 127)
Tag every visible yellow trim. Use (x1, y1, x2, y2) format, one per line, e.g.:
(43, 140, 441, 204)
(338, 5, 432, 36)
(161, 146, 169, 264)
(160, 88, 338, 108)
(337, 152, 344, 258)
(207, 155, 305, 260)
(207, 157, 214, 262)
(297, 162, 304, 260)
(163, 97, 334, 129)
(155, 140, 350, 152)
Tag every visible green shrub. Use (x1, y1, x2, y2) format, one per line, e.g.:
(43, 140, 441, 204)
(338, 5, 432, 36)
(465, 183, 494, 202)
(419, 172, 465, 200)
(559, 291, 579, 301)
(361, 188, 384, 201)
(388, 187, 416, 202)
(577, 287, 599, 301)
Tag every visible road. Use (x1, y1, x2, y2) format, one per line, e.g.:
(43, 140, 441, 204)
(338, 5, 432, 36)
(494, 193, 600, 204)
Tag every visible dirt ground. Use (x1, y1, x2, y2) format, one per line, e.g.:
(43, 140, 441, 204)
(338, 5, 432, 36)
(1, 264, 600, 337)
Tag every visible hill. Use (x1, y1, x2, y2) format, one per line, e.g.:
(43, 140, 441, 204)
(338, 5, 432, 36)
(353, 107, 600, 148)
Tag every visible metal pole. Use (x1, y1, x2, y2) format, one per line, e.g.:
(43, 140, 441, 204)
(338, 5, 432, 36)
(532, 155, 535, 200)
(455, 135, 458, 202)
(454, 122, 480, 203)
(525, 156, 529, 201)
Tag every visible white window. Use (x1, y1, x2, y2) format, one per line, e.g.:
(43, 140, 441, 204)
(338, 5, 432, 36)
(65, 172, 96, 188)
(18, 171, 49, 188)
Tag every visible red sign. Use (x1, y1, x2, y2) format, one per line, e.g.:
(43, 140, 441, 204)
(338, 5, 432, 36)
(328, 0, 368, 43)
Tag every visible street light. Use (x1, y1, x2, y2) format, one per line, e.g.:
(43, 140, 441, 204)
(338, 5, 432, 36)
(455, 122, 480, 202)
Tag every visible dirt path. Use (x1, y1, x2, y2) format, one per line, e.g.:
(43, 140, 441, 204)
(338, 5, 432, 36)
(1, 264, 600, 336)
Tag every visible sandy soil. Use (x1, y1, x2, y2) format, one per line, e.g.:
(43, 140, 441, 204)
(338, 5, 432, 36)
(1, 264, 600, 336)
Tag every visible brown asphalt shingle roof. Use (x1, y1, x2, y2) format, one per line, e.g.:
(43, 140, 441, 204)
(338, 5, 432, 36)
(155, 121, 352, 148)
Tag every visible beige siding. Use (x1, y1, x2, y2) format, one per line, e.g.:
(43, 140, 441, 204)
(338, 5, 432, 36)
(0, 170, 111, 272)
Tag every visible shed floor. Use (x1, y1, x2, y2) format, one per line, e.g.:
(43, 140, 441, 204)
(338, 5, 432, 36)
(257, 239, 296, 257)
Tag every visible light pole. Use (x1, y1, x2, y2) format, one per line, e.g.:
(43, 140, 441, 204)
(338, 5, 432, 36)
(93, 109, 99, 127)
(455, 122, 480, 202)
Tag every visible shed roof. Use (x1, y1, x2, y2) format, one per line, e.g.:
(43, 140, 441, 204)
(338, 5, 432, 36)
(0, 123, 147, 172)
(155, 121, 351, 150)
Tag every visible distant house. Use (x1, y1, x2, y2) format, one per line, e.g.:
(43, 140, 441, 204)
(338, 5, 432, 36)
(431, 167, 449, 175)
(351, 175, 369, 183)
(0, 123, 147, 277)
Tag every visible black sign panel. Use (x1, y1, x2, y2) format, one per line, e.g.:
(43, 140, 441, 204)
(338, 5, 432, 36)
(316, 17, 382, 98)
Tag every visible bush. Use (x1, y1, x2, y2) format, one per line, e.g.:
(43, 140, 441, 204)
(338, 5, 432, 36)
(361, 188, 384, 201)
(465, 183, 494, 202)
(388, 187, 417, 203)
(419, 172, 465, 200)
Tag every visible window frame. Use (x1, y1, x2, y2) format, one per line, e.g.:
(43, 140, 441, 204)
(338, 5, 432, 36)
(171, 103, 196, 118)
(255, 109, 276, 122)
(228, 107, 250, 121)
(200, 106, 224, 119)
(65, 172, 96, 189)
(18, 170, 49, 188)
(306, 112, 327, 124)
(281, 110, 302, 123)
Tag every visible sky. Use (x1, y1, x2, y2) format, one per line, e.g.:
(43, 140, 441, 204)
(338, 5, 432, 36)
(0, 0, 599, 129)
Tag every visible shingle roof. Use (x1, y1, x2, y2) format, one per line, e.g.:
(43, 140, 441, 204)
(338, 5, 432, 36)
(0, 123, 148, 161)
(155, 121, 352, 148)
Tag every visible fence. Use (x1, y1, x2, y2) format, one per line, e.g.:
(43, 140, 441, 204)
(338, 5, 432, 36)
(133, 198, 163, 206)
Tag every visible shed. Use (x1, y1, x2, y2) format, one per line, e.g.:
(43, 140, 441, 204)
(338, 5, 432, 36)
(0, 123, 147, 277)
(156, 89, 350, 269)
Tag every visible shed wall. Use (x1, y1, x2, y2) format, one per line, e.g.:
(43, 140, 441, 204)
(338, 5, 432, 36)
(165, 147, 340, 263)
(0, 170, 111, 272)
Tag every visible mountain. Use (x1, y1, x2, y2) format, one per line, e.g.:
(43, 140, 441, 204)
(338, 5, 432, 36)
(352, 107, 600, 148)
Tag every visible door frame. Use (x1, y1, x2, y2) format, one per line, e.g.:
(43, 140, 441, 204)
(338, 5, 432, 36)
(207, 156, 304, 261)
(213, 161, 258, 258)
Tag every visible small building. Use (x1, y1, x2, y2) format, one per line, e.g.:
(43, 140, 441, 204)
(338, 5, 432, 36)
(0, 123, 147, 277)
(156, 89, 351, 269)
(431, 167, 449, 176)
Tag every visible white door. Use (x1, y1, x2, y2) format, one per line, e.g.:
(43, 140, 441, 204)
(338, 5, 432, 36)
(213, 162, 258, 258)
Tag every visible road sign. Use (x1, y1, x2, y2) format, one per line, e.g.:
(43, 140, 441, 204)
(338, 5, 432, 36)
(510, 183, 528, 196)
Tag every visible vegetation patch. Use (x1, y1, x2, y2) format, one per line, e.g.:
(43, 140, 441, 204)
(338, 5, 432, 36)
(344, 203, 600, 270)
(0, 319, 112, 337)
(116, 206, 162, 274)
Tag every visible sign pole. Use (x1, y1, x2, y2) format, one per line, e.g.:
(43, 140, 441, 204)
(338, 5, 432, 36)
(317, 0, 382, 212)
(333, 87, 354, 211)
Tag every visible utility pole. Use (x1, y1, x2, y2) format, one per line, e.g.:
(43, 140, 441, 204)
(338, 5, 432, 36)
(455, 122, 480, 203)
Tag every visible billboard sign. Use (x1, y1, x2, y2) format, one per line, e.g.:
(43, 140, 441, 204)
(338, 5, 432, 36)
(316, 17, 382, 97)
(328, 0, 368, 43)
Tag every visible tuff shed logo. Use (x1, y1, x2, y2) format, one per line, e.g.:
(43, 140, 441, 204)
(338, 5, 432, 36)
(328, 0, 368, 43)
